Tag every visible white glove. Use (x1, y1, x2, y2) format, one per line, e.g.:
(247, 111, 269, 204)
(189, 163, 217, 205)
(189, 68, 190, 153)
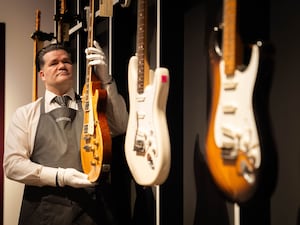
(56, 168, 95, 188)
(85, 40, 112, 85)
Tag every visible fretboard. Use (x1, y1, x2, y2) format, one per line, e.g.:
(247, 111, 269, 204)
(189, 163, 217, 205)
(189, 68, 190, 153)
(84, 0, 95, 103)
(137, 0, 149, 94)
(223, 0, 237, 76)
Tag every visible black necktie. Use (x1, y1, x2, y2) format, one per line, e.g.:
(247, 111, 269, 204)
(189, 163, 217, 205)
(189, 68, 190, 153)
(54, 96, 70, 107)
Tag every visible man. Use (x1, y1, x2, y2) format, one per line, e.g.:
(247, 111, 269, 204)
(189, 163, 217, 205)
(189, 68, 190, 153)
(3, 41, 128, 225)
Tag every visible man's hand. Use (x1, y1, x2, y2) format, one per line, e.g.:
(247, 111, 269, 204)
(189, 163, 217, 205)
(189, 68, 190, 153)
(56, 168, 95, 188)
(85, 40, 112, 85)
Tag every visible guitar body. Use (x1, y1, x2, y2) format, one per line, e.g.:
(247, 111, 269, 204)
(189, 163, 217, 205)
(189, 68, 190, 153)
(206, 29, 267, 203)
(125, 55, 171, 186)
(81, 75, 112, 182)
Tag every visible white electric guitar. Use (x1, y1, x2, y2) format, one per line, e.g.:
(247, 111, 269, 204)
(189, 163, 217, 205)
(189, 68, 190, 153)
(125, 0, 171, 186)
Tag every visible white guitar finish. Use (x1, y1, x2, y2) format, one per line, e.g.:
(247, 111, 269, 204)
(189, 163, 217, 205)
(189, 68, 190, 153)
(125, 55, 171, 186)
(214, 44, 261, 184)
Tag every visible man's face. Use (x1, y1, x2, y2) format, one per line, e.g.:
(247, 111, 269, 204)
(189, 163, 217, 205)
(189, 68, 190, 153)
(39, 49, 73, 94)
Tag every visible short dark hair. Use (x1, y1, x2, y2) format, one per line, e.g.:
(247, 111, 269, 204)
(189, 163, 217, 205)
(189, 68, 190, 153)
(36, 43, 72, 71)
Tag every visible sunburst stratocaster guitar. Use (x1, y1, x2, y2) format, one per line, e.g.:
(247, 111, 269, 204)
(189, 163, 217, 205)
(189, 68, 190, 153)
(125, 0, 171, 186)
(205, 0, 274, 203)
(80, 0, 112, 182)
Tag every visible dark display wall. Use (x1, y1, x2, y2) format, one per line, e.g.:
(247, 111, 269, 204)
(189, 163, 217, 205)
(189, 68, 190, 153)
(112, 2, 184, 225)
(61, 0, 300, 224)
(2, 0, 299, 224)
(66, 1, 184, 224)
(184, 1, 300, 225)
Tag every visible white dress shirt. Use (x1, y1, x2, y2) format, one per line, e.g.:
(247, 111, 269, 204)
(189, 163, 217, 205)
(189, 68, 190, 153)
(3, 82, 128, 187)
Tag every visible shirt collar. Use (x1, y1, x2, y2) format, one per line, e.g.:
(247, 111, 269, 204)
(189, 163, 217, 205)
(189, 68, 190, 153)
(45, 88, 76, 105)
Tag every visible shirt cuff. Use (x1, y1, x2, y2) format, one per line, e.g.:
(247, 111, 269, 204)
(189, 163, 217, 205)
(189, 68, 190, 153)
(39, 166, 58, 187)
(103, 79, 119, 97)
(101, 76, 115, 89)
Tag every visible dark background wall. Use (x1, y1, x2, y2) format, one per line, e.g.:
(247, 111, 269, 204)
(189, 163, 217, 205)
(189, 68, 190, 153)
(2, 0, 299, 224)
(112, 0, 299, 224)
(112, 2, 184, 225)
(184, 1, 300, 225)
(269, 1, 300, 225)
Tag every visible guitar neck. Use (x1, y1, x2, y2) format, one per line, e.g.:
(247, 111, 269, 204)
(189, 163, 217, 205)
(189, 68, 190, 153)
(86, 0, 95, 85)
(223, 0, 237, 76)
(32, 9, 41, 102)
(137, 0, 150, 93)
(87, 0, 94, 49)
(57, 0, 70, 43)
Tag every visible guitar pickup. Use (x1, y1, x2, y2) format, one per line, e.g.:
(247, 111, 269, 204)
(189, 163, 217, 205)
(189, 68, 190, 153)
(223, 81, 238, 90)
(222, 104, 237, 114)
(136, 95, 145, 102)
(222, 141, 235, 149)
(137, 112, 145, 119)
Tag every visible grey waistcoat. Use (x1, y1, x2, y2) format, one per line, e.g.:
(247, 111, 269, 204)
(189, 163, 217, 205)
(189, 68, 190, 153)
(31, 96, 83, 171)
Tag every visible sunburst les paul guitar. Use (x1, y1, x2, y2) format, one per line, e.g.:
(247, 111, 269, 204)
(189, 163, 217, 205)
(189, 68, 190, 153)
(125, 0, 171, 186)
(205, 0, 271, 203)
(80, 0, 112, 182)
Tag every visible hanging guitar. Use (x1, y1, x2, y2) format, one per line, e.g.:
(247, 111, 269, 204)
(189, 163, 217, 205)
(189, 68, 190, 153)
(31, 9, 42, 102)
(80, 0, 112, 182)
(125, 0, 171, 186)
(56, 0, 70, 44)
(31, 10, 53, 101)
(205, 0, 274, 203)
